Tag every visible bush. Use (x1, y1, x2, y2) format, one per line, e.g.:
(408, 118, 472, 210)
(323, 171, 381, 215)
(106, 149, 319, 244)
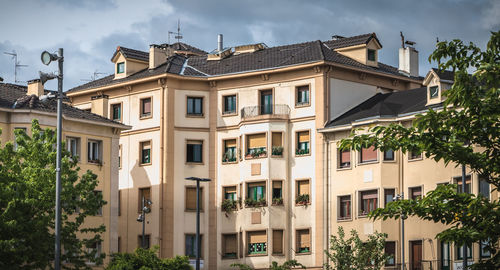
(106, 246, 192, 270)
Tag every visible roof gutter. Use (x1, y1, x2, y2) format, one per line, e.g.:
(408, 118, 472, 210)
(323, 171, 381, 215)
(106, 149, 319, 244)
(0, 107, 131, 130)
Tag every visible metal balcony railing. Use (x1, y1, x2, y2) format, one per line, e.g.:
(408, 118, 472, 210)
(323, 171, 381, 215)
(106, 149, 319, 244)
(241, 104, 290, 120)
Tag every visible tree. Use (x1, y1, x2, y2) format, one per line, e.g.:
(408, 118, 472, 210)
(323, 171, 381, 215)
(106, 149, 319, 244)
(339, 31, 500, 269)
(230, 260, 305, 270)
(324, 227, 389, 270)
(0, 120, 106, 269)
(106, 247, 192, 270)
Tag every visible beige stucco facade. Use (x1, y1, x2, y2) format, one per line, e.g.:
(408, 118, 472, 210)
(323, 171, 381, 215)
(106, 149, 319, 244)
(67, 39, 423, 269)
(0, 106, 124, 267)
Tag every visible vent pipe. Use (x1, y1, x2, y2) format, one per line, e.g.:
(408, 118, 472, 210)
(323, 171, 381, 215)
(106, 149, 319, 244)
(218, 34, 223, 52)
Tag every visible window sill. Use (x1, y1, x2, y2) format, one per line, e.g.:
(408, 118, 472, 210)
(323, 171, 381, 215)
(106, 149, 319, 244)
(139, 162, 152, 167)
(186, 162, 204, 165)
(357, 214, 369, 218)
(221, 255, 238, 260)
(408, 158, 423, 162)
(245, 155, 267, 160)
(222, 161, 238, 165)
(246, 253, 267, 257)
(186, 114, 205, 118)
(382, 159, 396, 163)
(295, 251, 311, 256)
(222, 112, 237, 117)
(271, 155, 284, 158)
(337, 217, 352, 222)
(337, 166, 352, 171)
(358, 160, 378, 166)
(295, 152, 311, 157)
(295, 202, 310, 206)
(295, 103, 310, 108)
(272, 253, 285, 257)
(88, 160, 102, 165)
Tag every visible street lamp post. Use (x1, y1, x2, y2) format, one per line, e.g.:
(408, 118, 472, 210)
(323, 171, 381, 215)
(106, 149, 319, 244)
(137, 197, 152, 248)
(185, 177, 211, 270)
(40, 48, 64, 270)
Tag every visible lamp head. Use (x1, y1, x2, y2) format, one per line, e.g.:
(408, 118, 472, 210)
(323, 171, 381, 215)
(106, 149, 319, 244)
(136, 214, 144, 222)
(39, 71, 57, 85)
(41, 51, 58, 65)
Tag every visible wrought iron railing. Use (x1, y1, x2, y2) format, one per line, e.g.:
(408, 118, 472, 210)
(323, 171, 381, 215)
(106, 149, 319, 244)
(241, 104, 290, 119)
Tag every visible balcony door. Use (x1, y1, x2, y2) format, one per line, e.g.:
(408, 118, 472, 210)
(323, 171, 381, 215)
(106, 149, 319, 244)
(410, 240, 422, 270)
(260, 90, 273, 115)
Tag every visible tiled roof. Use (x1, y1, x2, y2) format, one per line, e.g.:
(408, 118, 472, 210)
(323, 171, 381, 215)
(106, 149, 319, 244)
(324, 87, 435, 128)
(111, 46, 149, 62)
(162, 42, 207, 55)
(0, 83, 127, 127)
(323, 33, 381, 49)
(432, 68, 455, 81)
(69, 34, 423, 93)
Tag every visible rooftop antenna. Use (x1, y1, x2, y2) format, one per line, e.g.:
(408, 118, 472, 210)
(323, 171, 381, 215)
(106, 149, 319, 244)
(80, 70, 106, 82)
(168, 19, 183, 45)
(3, 50, 28, 83)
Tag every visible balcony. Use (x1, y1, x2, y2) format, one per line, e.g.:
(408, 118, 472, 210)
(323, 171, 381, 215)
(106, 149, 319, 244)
(241, 104, 290, 121)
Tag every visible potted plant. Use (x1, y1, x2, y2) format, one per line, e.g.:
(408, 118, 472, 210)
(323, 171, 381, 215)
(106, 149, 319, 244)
(258, 149, 267, 158)
(296, 149, 309, 156)
(272, 146, 283, 156)
(272, 197, 283, 206)
(245, 197, 267, 207)
(295, 194, 310, 205)
(222, 199, 237, 215)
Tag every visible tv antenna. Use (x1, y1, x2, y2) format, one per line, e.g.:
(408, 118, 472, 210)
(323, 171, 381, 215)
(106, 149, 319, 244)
(3, 50, 28, 83)
(81, 70, 106, 82)
(168, 19, 183, 45)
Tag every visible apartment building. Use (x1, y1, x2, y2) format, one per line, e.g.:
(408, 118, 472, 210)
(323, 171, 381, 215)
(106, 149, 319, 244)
(319, 68, 496, 270)
(66, 33, 423, 269)
(0, 80, 128, 265)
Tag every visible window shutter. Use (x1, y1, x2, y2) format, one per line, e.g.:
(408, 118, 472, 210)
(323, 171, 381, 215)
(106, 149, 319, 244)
(298, 180, 309, 195)
(186, 188, 196, 210)
(299, 230, 310, 248)
(272, 181, 282, 189)
(298, 131, 310, 142)
(249, 231, 266, 244)
(361, 146, 377, 162)
(248, 182, 265, 188)
(272, 132, 282, 147)
(362, 190, 378, 200)
(248, 133, 266, 148)
(225, 186, 236, 193)
(225, 235, 237, 254)
(143, 99, 151, 114)
(273, 230, 283, 254)
(341, 150, 350, 163)
(225, 139, 236, 148)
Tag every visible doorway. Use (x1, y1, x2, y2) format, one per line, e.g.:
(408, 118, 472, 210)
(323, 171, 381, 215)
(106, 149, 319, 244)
(260, 90, 273, 115)
(410, 240, 422, 270)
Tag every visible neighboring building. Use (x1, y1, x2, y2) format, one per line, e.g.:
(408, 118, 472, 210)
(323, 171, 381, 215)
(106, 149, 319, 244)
(319, 69, 497, 270)
(66, 33, 423, 269)
(0, 80, 129, 265)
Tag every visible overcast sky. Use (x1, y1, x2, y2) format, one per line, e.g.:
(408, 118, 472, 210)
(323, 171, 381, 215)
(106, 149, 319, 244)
(0, 0, 498, 91)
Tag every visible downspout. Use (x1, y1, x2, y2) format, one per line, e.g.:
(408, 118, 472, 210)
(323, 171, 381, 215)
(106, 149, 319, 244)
(398, 120, 404, 268)
(158, 78, 166, 256)
(323, 135, 330, 269)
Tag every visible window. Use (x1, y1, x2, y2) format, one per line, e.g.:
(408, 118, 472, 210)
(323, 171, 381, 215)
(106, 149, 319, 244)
(94, 191, 102, 216)
(456, 244, 472, 260)
(409, 151, 422, 160)
(429, 86, 439, 99)
(409, 186, 422, 200)
(247, 182, 266, 202)
(296, 180, 310, 205)
(338, 149, 351, 168)
(224, 186, 237, 201)
(480, 239, 491, 258)
(117, 62, 125, 74)
(186, 140, 203, 163)
(367, 49, 376, 61)
(247, 231, 267, 255)
(360, 146, 377, 163)
(186, 187, 203, 211)
(271, 132, 283, 156)
(67, 137, 80, 158)
(479, 176, 490, 199)
(338, 195, 351, 220)
(187, 96, 203, 116)
(13, 127, 27, 150)
(384, 189, 395, 206)
(360, 190, 378, 216)
(272, 181, 283, 205)
(260, 90, 273, 115)
(441, 242, 450, 269)
(385, 242, 396, 266)
(140, 97, 152, 118)
(111, 103, 122, 121)
(454, 175, 471, 194)
(296, 229, 311, 254)
(223, 139, 237, 163)
(87, 140, 102, 163)
(223, 95, 236, 115)
(118, 145, 122, 168)
(138, 187, 151, 213)
(296, 131, 310, 155)
(383, 149, 394, 161)
(272, 230, 284, 255)
(86, 241, 102, 262)
(139, 141, 151, 164)
(138, 235, 151, 249)
(118, 237, 121, 253)
(296, 85, 310, 106)
(222, 234, 237, 258)
(246, 133, 266, 158)
(118, 190, 121, 216)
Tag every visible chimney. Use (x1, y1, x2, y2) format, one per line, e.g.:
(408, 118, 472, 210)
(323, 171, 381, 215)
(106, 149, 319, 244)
(218, 34, 223, 52)
(399, 46, 419, 77)
(27, 79, 44, 97)
(149, 44, 169, 69)
(91, 94, 109, 118)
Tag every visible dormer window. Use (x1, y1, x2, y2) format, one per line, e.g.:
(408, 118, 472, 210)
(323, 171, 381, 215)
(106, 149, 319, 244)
(117, 62, 125, 74)
(429, 86, 439, 99)
(367, 49, 376, 61)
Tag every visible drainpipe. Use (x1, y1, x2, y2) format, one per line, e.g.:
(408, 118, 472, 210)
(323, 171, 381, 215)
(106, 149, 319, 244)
(323, 135, 330, 269)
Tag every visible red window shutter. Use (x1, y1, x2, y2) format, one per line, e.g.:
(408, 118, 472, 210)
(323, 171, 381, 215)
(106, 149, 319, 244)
(341, 150, 350, 163)
(361, 146, 377, 162)
(143, 99, 151, 114)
